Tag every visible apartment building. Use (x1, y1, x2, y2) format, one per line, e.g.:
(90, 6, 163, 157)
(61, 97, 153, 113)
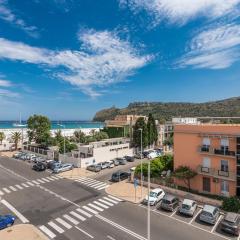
(174, 124, 240, 197)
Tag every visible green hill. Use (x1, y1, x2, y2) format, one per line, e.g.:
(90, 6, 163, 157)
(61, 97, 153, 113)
(93, 97, 240, 122)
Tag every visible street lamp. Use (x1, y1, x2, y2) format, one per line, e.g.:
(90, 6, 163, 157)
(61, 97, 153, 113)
(57, 123, 66, 161)
(138, 128, 143, 198)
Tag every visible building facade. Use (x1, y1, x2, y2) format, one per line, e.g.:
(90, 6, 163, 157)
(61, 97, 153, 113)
(174, 124, 240, 197)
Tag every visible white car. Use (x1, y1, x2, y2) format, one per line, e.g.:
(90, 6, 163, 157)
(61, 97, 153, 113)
(147, 151, 158, 159)
(179, 199, 197, 217)
(107, 161, 115, 168)
(144, 188, 165, 206)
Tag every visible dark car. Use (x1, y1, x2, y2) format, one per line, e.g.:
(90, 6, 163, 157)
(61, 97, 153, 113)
(0, 215, 15, 229)
(125, 155, 135, 162)
(221, 212, 240, 236)
(48, 161, 61, 170)
(32, 162, 46, 171)
(143, 151, 149, 158)
(159, 194, 179, 212)
(87, 164, 101, 172)
(111, 171, 130, 182)
(134, 153, 143, 159)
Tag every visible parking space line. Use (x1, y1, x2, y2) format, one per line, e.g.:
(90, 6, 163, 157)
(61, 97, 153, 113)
(75, 226, 94, 239)
(170, 208, 178, 217)
(39, 225, 56, 239)
(63, 214, 79, 225)
(189, 209, 201, 224)
(211, 215, 223, 233)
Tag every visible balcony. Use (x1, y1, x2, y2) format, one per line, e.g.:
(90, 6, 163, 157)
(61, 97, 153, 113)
(199, 146, 235, 158)
(197, 165, 236, 181)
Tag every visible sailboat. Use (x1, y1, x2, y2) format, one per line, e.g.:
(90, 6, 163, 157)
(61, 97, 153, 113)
(13, 113, 27, 128)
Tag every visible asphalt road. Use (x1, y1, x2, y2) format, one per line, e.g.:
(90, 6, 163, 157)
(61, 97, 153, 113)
(0, 156, 232, 240)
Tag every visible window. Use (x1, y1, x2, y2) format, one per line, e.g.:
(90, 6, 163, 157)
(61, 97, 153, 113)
(202, 177, 211, 192)
(203, 137, 210, 146)
(221, 180, 229, 193)
(202, 157, 211, 168)
(221, 160, 229, 172)
(221, 138, 229, 147)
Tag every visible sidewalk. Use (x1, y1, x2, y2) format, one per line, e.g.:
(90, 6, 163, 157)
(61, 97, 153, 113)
(59, 168, 96, 179)
(0, 224, 49, 240)
(106, 180, 148, 204)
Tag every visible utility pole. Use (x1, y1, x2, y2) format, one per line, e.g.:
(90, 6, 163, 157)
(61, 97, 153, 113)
(139, 128, 143, 198)
(147, 160, 151, 240)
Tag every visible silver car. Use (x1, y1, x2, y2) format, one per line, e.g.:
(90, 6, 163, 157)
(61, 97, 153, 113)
(179, 199, 197, 217)
(199, 205, 220, 225)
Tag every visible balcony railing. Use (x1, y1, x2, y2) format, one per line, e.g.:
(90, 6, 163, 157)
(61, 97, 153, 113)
(197, 165, 236, 181)
(199, 146, 235, 157)
(214, 149, 235, 156)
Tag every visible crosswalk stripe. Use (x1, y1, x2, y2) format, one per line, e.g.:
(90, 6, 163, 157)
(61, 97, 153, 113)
(39, 225, 56, 239)
(103, 197, 119, 204)
(26, 181, 35, 186)
(50, 176, 58, 180)
(42, 178, 50, 182)
(46, 177, 54, 181)
(55, 217, 72, 229)
(93, 201, 109, 209)
(93, 183, 108, 189)
(36, 179, 45, 184)
(70, 211, 86, 221)
(86, 181, 101, 187)
(3, 188, 11, 193)
(15, 184, 23, 190)
(88, 203, 104, 212)
(78, 178, 95, 183)
(97, 185, 109, 190)
(98, 199, 114, 206)
(82, 206, 98, 215)
(0, 190, 4, 195)
(56, 175, 63, 178)
(76, 208, 92, 218)
(48, 221, 65, 234)
(88, 182, 104, 187)
(32, 180, 40, 185)
(108, 195, 122, 202)
(63, 214, 79, 225)
(21, 183, 29, 188)
(9, 186, 17, 191)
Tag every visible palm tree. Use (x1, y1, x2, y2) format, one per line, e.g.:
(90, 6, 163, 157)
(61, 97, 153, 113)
(0, 132, 5, 145)
(11, 132, 22, 150)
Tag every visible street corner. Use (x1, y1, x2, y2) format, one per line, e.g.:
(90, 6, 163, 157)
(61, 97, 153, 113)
(58, 168, 96, 180)
(0, 224, 49, 240)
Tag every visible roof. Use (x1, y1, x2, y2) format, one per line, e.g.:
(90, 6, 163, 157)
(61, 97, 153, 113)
(163, 194, 176, 201)
(224, 212, 239, 223)
(203, 204, 217, 213)
(182, 199, 195, 205)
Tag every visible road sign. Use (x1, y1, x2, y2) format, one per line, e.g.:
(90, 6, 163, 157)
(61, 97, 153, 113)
(134, 178, 138, 188)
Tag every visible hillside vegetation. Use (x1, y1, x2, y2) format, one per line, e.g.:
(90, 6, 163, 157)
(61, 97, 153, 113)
(93, 97, 240, 122)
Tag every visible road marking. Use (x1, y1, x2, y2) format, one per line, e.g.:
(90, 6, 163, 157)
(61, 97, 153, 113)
(98, 199, 114, 206)
(103, 197, 119, 204)
(26, 181, 35, 186)
(50, 176, 58, 180)
(96, 215, 147, 240)
(1, 199, 29, 223)
(211, 215, 223, 233)
(170, 208, 178, 217)
(75, 226, 94, 239)
(15, 184, 23, 190)
(93, 183, 108, 189)
(93, 201, 109, 209)
(42, 178, 50, 182)
(48, 221, 65, 234)
(46, 177, 54, 181)
(36, 179, 45, 184)
(97, 185, 109, 190)
(70, 211, 86, 221)
(63, 214, 79, 225)
(189, 209, 201, 224)
(21, 183, 29, 188)
(32, 180, 40, 185)
(3, 188, 11, 193)
(83, 206, 98, 214)
(87, 181, 101, 187)
(108, 195, 122, 202)
(76, 208, 92, 218)
(78, 179, 95, 184)
(107, 236, 116, 240)
(39, 225, 56, 239)
(0, 190, 4, 195)
(88, 203, 104, 212)
(9, 186, 17, 191)
(55, 217, 72, 229)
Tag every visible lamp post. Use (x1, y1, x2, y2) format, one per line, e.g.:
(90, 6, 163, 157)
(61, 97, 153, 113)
(147, 160, 151, 240)
(57, 124, 66, 161)
(138, 128, 143, 198)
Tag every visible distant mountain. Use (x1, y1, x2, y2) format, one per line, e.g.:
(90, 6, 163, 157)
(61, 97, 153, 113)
(93, 97, 240, 122)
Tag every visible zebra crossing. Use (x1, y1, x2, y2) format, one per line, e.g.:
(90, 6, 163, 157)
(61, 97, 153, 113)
(38, 195, 122, 239)
(0, 175, 63, 196)
(74, 177, 109, 191)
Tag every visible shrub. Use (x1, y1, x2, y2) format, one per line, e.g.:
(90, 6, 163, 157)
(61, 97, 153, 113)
(222, 197, 240, 213)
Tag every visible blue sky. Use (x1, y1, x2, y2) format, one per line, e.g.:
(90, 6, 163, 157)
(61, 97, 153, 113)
(0, 0, 240, 120)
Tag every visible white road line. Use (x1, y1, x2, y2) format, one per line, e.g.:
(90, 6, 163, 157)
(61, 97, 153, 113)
(48, 221, 65, 234)
(15, 184, 23, 190)
(108, 195, 123, 202)
(79, 179, 96, 184)
(76, 208, 93, 218)
(0, 190, 4, 195)
(70, 211, 86, 221)
(50, 176, 58, 180)
(211, 215, 223, 233)
(75, 226, 94, 239)
(42, 178, 50, 182)
(93, 183, 108, 189)
(9, 186, 17, 191)
(96, 215, 147, 240)
(32, 180, 40, 185)
(107, 235, 116, 240)
(3, 188, 11, 193)
(46, 177, 54, 181)
(55, 217, 72, 229)
(21, 183, 29, 188)
(1, 199, 29, 223)
(88, 181, 104, 187)
(97, 185, 110, 190)
(103, 197, 119, 204)
(36, 179, 45, 184)
(98, 199, 114, 206)
(63, 214, 79, 225)
(88, 203, 104, 212)
(39, 225, 56, 239)
(26, 181, 35, 186)
(55, 175, 63, 178)
(94, 201, 109, 209)
(87, 181, 102, 187)
(170, 208, 178, 217)
(83, 206, 98, 215)
(189, 209, 202, 224)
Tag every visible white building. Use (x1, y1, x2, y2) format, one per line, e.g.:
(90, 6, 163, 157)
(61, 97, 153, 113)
(172, 117, 200, 125)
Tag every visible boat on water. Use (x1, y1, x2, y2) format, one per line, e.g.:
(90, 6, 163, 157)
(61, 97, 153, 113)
(13, 113, 27, 128)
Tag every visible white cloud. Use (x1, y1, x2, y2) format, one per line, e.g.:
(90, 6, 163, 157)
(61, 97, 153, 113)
(0, 88, 19, 98)
(178, 23, 240, 69)
(119, 0, 240, 25)
(0, 30, 151, 97)
(0, 79, 12, 87)
(0, 0, 38, 37)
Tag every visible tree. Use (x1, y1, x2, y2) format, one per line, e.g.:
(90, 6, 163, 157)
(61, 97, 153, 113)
(173, 166, 197, 191)
(163, 132, 173, 146)
(147, 113, 158, 146)
(222, 197, 240, 213)
(59, 139, 77, 154)
(27, 115, 51, 146)
(0, 132, 5, 144)
(94, 131, 109, 141)
(11, 132, 22, 150)
(133, 117, 148, 148)
(73, 130, 86, 143)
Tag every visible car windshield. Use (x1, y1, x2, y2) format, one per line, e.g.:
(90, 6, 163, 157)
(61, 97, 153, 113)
(182, 204, 191, 210)
(162, 199, 171, 204)
(201, 211, 212, 217)
(149, 192, 157, 198)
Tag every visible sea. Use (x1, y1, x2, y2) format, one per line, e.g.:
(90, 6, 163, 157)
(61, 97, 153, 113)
(0, 121, 104, 129)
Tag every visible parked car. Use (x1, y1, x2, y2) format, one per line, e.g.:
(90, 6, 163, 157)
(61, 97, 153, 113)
(199, 205, 220, 225)
(32, 162, 46, 172)
(143, 188, 165, 206)
(53, 163, 73, 173)
(0, 214, 15, 230)
(117, 158, 127, 165)
(134, 153, 143, 159)
(34, 157, 46, 163)
(143, 151, 149, 158)
(179, 199, 197, 217)
(106, 161, 114, 168)
(111, 171, 130, 182)
(111, 159, 120, 166)
(221, 212, 240, 236)
(13, 152, 23, 158)
(147, 151, 158, 159)
(159, 194, 179, 211)
(87, 164, 101, 172)
(125, 155, 135, 162)
(47, 160, 61, 170)
(97, 162, 109, 169)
